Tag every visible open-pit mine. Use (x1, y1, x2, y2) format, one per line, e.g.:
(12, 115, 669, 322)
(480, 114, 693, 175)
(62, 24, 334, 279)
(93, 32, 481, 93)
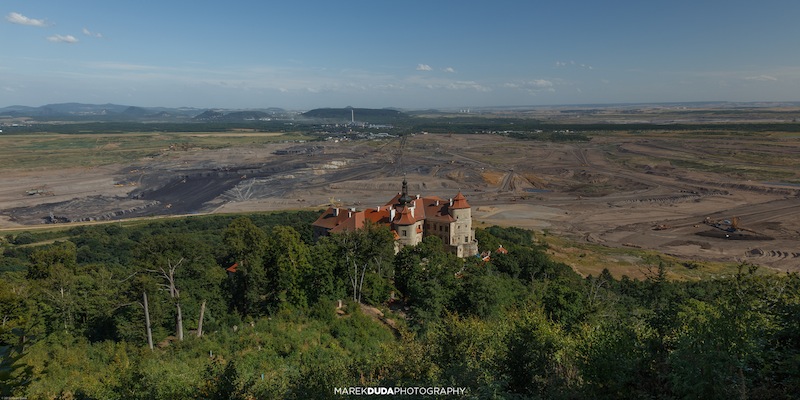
(2, 111, 800, 275)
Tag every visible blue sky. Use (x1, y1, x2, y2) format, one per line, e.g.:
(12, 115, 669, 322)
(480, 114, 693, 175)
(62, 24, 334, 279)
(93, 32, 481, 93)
(2, 1, 799, 109)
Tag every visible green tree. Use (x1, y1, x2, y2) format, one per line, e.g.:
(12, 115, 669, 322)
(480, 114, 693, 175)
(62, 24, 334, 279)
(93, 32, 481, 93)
(264, 226, 313, 310)
(502, 307, 576, 397)
(223, 217, 268, 317)
(456, 261, 524, 319)
(430, 313, 508, 393)
(0, 276, 27, 345)
(197, 357, 251, 400)
(328, 222, 394, 305)
(578, 318, 655, 399)
(136, 234, 221, 342)
(0, 329, 33, 397)
(307, 239, 345, 305)
(27, 242, 81, 334)
(394, 236, 460, 327)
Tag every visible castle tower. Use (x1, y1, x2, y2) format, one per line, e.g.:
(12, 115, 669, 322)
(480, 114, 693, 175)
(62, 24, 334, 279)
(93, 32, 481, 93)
(397, 176, 412, 207)
(392, 205, 421, 248)
(448, 192, 478, 257)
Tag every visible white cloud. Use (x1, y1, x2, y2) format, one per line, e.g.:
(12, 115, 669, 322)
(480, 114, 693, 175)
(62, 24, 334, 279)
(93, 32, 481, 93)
(444, 81, 490, 92)
(504, 79, 557, 95)
(529, 79, 554, 88)
(6, 12, 47, 27)
(90, 62, 157, 71)
(47, 35, 79, 44)
(443, 67, 456, 73)
(82, 27, 103, 38)
(416, 64, 432, 71)
(744, 75, 777, 81)
(555, 60, 593, 70)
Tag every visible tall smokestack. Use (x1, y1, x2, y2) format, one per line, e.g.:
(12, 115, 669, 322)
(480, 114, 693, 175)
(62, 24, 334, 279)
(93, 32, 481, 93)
(351, 109, 354, 124)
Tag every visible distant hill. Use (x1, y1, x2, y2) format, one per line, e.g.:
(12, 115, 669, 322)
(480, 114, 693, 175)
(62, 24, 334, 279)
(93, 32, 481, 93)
(192, 109, 285, 122)
(302, 107, 407, 123)
(193, 110, 226, 121)
(122, 106, 149, 117)
(0, 103, 288, 122)
(0, 103, 199, 121)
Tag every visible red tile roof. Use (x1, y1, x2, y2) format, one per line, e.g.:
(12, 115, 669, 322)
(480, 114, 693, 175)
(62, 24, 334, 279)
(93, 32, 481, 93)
(312, 207, 348, 230)
(364, 207, 392, 225)
(330, 211, 364, 233)
(450, 192, 470, 209)
(422, 197, 455, 222)
(393, 205, 417, 225)
(313, 207, 366, 233)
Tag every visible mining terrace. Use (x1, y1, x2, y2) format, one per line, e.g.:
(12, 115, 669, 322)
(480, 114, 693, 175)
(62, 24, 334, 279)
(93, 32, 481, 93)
(1, 130, 799, 273)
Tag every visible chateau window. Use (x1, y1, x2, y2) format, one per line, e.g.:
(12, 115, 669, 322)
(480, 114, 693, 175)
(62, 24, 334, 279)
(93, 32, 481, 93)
(402, 230, 407, 237)
(464, 236, 469, 243)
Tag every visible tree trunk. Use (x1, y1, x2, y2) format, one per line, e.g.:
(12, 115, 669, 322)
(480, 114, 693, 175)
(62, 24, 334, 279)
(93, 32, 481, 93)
(351, 259, 358, 303)
(176, 302, 184, 341)
(197, 301, 206, 338)
(143, 292, 153, 350)
(358, 262, 367, 304)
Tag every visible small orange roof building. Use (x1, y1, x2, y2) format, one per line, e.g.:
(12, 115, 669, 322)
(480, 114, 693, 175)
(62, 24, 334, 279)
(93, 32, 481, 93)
(312, 178, 479, 257)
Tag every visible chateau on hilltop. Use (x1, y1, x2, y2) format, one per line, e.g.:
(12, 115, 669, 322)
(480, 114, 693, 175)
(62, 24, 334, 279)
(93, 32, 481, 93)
(312, 179, 479, 257)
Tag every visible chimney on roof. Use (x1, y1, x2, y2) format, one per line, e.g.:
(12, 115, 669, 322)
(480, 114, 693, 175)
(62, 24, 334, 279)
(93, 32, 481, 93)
(416, 194, 420, 199)
(390, 207, 396, 221)
(376, 206, 381, 212)
(436, 200, 439, 206)
(348, 211, 352, 218)
(334, 208, 339, 216)
(449, 198, 453, 207)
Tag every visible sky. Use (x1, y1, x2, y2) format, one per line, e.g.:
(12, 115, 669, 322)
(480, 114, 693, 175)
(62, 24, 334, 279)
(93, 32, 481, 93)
(2, 1, 800, 110)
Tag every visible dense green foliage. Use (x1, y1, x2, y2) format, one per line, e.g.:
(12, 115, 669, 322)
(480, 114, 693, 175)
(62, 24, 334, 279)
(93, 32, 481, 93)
(0, 212, 798, 398)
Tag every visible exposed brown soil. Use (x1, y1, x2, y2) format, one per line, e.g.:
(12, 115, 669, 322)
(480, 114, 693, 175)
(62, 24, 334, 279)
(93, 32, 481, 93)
(1, 132, 799, 273)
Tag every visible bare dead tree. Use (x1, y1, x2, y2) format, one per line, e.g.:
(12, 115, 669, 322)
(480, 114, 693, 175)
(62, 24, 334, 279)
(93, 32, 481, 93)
(146, 257, 185, 341)
(143, 291, 154, 350)
(116, 271, 153, 350)
(343, 247, 369, 304)
(197, 300, 206, 338)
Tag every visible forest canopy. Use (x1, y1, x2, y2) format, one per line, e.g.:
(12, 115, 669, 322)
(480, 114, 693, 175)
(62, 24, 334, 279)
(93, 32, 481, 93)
(1, 211, 798, 399)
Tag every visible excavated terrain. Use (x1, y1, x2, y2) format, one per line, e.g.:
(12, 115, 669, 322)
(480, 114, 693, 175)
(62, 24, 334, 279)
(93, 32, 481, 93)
(1, 131, 799, 272)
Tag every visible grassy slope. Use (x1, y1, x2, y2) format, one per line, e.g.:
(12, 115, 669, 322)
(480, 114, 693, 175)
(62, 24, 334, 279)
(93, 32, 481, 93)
(0, 131, 312, 171)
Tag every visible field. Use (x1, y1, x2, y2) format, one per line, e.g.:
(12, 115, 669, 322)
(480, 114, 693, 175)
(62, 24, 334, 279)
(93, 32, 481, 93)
(2, 108, 800, 277)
